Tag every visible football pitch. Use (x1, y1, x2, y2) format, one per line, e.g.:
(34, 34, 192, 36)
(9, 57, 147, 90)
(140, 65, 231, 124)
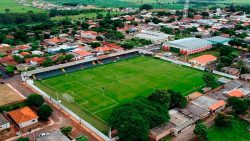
(35, 56, 206, 133)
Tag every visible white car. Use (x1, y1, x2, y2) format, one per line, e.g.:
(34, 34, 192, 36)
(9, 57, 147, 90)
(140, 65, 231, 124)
(39, 132, 50, 137)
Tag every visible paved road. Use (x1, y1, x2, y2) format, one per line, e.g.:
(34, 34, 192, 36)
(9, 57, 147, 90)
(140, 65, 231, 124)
(4, 75, 103, 141)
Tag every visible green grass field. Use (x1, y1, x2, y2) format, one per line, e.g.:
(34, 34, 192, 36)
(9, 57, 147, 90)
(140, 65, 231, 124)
(43, 0, 250, 9)
(35, 56, 207, 133)
(207, 119, 250, 141)
(0, 0, 45, 13)
(51, 11, 122, 21)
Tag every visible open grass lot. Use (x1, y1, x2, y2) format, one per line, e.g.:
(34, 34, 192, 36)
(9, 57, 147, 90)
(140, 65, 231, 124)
(35, 56, 207, 133)
(51, 11, 122, 21)
(207, 119, 250, 141)
(43, 0, 250, 8)
(0, 0, 45, 13)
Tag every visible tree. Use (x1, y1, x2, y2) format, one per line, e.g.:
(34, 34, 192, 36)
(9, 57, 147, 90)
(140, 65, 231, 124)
(193, 123, 207, 140)
(37, 104, 53, 120)
(96, 36, 103, 41)
(228, 97, 248, 115)
(5, 65, 15, 75)
(89, 42, 101, 48)
(202, 73, 217, 88)
(214, 113, 233, 128)
(139, 4, 153, 10)
(160, 27, 173, 34)
(0, 73, 2, 79)
(220, 56, 233, 66)
(17, 138, 29, 141)
(109, 104, 149, 141)
(42, 58, 54, 67)
(103, 30, 124, 41)
(27, 94, 44, 107)
(147, 89, 171, 109)
(64, 54, 74, 62)
(76, 135, 88, 141)
(121, 42, 134, 49)
(168, 90, 187, 109)
(81, 22, 90, 30)
(61, 126, 73, 136)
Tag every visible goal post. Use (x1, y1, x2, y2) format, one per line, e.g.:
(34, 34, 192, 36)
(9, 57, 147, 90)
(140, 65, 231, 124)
(62, 93, 74, 103)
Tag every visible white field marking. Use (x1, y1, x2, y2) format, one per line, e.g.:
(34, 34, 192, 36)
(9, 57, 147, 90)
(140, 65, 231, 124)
(41, 81, 108, 124)
(67, 90, 88, 104)
(93, 103, 119, 114)
(76, 81, 119, 104)
(185, 72, 200, 78)
(41, 81, 61, 93)
(72, 100, 109, 124)
(49, 81, 77, 88)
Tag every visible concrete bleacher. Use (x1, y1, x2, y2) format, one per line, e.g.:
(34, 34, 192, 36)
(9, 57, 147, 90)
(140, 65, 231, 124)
(28, 51, 140, 80)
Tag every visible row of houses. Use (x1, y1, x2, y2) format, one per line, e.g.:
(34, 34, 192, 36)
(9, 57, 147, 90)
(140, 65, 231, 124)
(150, 80, 250, 141)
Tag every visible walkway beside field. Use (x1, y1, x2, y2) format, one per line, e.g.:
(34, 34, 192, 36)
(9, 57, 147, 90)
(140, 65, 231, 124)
(4, 75, 104, 141)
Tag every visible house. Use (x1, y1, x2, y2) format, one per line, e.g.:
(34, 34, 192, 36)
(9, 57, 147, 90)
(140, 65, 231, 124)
(25, 57, 45, 66)
(8, 106, 38, 128)
(71, 49, 93, 60)
(0, 114, 10, 131)
(47, 44, 78, 54)
(227, 89, 244, 98)
(240, 74, 250, 81)
(80, 31, 99, 39)
(0, 44, 11, 55)
(11, 45, 31, 54)
(169, 110, 194, 135)
(0, 56, 14, 64)
(189, 55, 217, 66)
(94, 47, 112, 55)
(36, 130, 70, 141)
(42, 37, 67, 47)
(31, 50, 44, 55)
(222, 67, 239, 75)
(19, 52, 31, 58)
(191, 95, 226, 113)
(102, 42, 124, 51)
(186, 92, 203, 101)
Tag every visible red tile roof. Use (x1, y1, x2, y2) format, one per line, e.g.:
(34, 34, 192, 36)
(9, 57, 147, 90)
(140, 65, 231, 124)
(94, 47, 112, 52)
(227, 89, 244, 98)
(8, 107, 38, 124)
(19, 52, 31, 57)
(190, 55, 217, 64)
(73, 49, 92, 57)
(0, 56, 14, 63)
(25, 57, 45, 64)
(209, 100, 226, 111)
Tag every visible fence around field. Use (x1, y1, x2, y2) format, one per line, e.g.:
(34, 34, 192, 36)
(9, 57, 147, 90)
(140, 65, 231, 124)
(26, 80, 111, 141)
(155, 55, 238, 79)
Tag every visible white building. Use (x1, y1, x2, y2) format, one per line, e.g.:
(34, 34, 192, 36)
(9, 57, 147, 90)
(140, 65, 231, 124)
(8, 107, 38, 128)
(0, 114, 10, 131)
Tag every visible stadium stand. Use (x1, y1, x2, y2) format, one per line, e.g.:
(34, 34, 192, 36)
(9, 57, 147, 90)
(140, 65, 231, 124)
(22, 50, 140, 80)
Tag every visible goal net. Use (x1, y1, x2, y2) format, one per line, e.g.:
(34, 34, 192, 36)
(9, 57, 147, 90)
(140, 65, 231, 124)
(63, 93, 74, 103)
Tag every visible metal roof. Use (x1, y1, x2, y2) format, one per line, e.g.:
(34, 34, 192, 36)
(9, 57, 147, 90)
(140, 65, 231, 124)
(205, 36, 231, 44)
(164, 38, 212, 50)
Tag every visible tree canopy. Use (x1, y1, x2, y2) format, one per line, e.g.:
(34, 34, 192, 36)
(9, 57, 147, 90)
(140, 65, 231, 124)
(37, 104, 53, 120)
(27, 94, 44, 107)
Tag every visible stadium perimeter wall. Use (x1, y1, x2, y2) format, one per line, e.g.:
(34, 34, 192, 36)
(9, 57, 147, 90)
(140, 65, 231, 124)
(26, 80, 111, 141)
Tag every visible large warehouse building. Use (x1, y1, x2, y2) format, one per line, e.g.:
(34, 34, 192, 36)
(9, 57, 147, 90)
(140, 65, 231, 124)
(163, 38, 213, 55)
